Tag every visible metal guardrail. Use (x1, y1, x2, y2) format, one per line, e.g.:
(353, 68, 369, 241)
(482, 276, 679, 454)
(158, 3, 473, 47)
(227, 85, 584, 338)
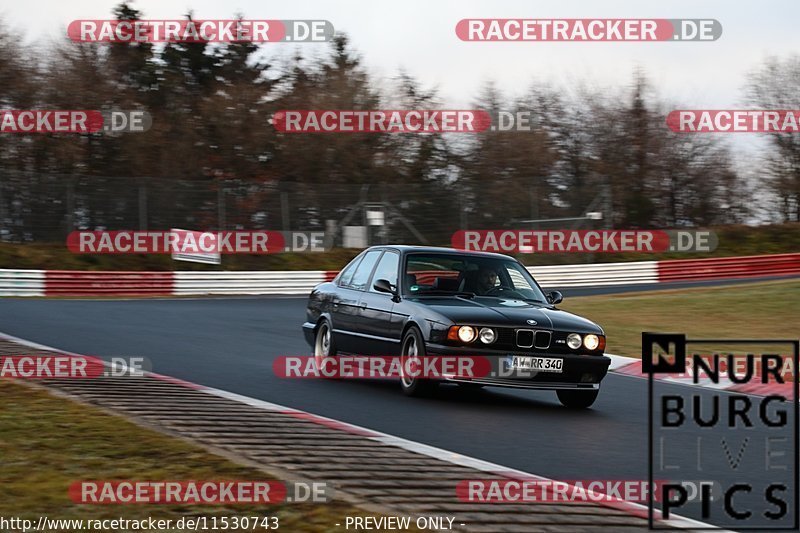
(657, 253, 800, 282)
(0, 269, 44, 297)
(1, 254, 799, 297)
(173, 271, 333, 295)
(44, 271, 173, 296)
(529, 261, 658, 288)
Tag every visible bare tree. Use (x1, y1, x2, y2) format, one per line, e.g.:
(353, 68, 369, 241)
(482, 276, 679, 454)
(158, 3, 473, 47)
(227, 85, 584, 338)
(745, 54, 800, 221)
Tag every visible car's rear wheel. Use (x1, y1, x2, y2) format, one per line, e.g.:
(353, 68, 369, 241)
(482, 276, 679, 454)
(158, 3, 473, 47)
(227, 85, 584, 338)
(314, 319, 337, 376)
(557, 389, 599, 409)
(399, 327, 438, 397)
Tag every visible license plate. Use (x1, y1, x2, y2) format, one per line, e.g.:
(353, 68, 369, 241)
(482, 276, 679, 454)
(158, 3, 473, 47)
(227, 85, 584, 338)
(508, 356, 563, 373)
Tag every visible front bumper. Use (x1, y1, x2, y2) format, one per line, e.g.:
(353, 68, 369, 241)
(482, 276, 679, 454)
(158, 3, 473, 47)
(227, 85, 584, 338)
(426, 343, 611, 390)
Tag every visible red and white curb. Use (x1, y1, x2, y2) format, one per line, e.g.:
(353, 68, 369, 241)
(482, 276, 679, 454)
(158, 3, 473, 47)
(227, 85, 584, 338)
(608, 353, 792, 396)
(1, 332, 726, 531)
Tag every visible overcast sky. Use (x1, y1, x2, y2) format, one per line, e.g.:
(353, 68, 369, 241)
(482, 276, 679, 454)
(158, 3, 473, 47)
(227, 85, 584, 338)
(2, 0, 797, 160)
(2, 1, 796, 104)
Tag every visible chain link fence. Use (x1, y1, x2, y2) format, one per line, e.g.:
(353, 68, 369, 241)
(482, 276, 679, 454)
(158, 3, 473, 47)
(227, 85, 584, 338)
(0, 171, 603, 247)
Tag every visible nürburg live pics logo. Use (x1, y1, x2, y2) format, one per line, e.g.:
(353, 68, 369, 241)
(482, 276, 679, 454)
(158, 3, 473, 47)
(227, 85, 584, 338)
(644, 332, 798, 529)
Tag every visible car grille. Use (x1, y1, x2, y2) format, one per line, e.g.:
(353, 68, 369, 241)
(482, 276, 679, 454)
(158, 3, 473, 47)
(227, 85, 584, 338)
(496, 328, 552, 351)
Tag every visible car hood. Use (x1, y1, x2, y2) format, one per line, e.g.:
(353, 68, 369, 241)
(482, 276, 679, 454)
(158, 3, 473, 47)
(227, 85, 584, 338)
(411, 296, 603, 334)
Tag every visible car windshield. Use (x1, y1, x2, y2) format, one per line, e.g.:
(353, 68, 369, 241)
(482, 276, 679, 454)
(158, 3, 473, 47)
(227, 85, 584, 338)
(403, 253, 547, 302)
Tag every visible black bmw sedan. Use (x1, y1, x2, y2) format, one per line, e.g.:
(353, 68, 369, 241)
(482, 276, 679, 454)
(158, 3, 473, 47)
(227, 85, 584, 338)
(302, 246, 610, 408)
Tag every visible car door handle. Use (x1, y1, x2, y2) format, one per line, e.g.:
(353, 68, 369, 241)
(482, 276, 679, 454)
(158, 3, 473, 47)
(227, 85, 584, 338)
(359, 303, 368, 309)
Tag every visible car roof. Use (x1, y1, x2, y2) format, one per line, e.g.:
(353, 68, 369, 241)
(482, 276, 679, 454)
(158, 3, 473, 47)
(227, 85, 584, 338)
(364, 245, 515, 261)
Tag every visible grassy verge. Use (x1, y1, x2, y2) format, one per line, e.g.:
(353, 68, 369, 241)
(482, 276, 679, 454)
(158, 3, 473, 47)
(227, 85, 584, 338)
(2, 222, 800, 271)
(0, 243, 361, 272)
(0, 381, 398, 532)
(559, 279, 800, 357)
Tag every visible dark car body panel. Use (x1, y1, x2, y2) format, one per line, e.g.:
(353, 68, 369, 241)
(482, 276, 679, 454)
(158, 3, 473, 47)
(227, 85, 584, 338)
(303, 246, 611, 390)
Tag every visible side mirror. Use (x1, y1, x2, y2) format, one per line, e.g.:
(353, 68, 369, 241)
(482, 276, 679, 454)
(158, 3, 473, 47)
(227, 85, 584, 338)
(373, 279, 397, 296)
(547, 290, 563, 305)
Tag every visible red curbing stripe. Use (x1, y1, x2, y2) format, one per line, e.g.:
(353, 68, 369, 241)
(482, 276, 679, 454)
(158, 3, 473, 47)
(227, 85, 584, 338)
(727, 381, 792, 396)
(323, 270, 338, 282)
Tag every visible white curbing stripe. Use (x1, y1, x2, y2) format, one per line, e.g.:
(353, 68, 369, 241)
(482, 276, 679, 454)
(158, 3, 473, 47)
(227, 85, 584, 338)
(0, 331, 726, 531)
(606, 352, 786, 396)
(607, 353, 640, 370)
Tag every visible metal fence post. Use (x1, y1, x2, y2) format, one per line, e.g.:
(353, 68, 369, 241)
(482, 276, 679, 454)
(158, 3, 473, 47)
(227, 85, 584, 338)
(281, 191, 290, 231)
(218, 184, 226, 231)
(66, 177, 75, 235)
(459, 188, 467, 230)
(138, 182, 147, 230)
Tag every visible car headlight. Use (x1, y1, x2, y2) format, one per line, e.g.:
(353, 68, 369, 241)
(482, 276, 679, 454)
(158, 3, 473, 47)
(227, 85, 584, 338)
(457, 326, 477, 343)
(479, 327, 496, 344)
(566, 333, 582, 349)
(583, 334, 600, 350)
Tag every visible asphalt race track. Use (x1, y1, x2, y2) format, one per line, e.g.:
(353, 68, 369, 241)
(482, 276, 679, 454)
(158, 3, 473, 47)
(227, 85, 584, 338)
(1, 280, 796, 527)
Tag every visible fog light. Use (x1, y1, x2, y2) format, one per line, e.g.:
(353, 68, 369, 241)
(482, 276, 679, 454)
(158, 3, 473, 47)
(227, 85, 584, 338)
(566, 333, 582, 349)
(583, 334, 600, 350)
(457, 326, 477, 343)
(479, 327, 496, 344)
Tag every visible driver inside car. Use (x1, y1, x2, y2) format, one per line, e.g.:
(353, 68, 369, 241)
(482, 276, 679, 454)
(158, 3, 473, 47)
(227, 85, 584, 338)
(475, 267, 498, 295)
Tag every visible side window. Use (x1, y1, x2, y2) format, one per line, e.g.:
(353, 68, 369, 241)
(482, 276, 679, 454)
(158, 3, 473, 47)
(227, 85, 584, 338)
(507, 266, 534, 290)
(347, 250, 382, 291)
(337, 254, 364, 288)
(369, 251, 399, 293)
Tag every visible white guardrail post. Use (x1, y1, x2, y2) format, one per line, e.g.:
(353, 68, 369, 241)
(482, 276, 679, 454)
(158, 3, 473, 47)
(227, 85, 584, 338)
(173, 271, 329, 295)
(0, 269, 46, 297)
(528, 261, 658, 288)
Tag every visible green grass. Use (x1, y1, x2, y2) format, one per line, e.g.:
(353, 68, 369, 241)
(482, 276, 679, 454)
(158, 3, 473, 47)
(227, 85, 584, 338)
(559, 279, 800, 357)
(0, 381, 401, 531)
(0, 242, 362, 271)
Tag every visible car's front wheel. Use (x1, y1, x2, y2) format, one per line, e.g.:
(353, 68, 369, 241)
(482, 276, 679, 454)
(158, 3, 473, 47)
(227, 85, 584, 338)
(314, 319, 337, 376)
(399, 327, 438, 397)
(557, 389, 599, 409)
